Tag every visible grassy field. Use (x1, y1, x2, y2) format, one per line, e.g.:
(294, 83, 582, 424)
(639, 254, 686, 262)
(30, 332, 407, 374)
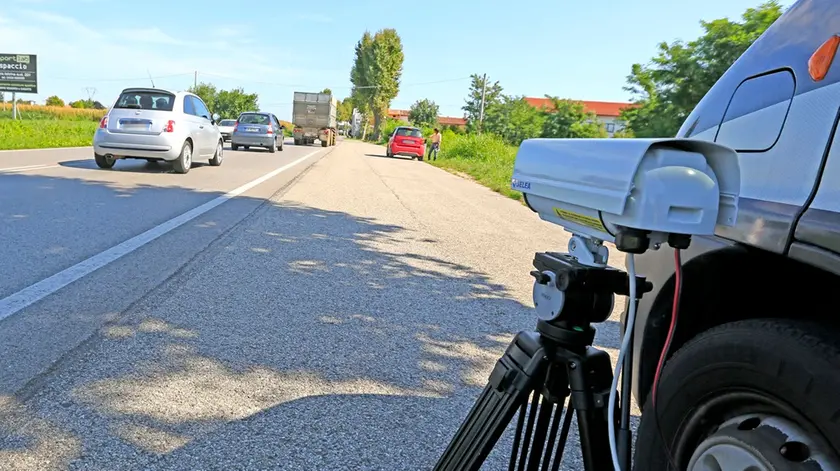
(0, 103, 103, 150)
(428, 133, 522, 201)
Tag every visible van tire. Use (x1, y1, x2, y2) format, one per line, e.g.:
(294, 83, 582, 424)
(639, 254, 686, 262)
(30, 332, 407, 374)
(172, 141, 192, 174)
(209, 140, 223, 166)
(94, 153, 115, 169)
(633, 319, 840, 470)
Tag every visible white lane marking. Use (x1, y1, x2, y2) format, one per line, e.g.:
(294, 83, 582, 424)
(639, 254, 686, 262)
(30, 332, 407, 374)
(0, 149, 324, 322)
(0, 164, 60, 173)
(0, 146, 91, 154)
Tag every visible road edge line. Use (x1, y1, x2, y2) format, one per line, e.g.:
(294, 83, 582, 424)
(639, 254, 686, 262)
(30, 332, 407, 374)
(0, 148, 324, 322)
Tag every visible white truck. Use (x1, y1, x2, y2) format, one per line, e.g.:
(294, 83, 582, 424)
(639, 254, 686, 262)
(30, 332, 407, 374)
(292, 91, 337, 147)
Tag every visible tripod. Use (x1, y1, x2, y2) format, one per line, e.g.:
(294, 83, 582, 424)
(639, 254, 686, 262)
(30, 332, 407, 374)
(433, 244, 652, 471)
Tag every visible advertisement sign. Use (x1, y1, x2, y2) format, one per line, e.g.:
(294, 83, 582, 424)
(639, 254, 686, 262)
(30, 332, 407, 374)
(0, 54, 38, 94)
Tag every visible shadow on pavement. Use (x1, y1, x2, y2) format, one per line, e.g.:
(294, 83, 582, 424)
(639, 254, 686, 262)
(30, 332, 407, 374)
(0, 170, 630, 470)
(364, 153, 417, 162)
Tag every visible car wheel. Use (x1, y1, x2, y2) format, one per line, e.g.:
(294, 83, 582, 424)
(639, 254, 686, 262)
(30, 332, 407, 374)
(94, 153, 116, 169)
(386, 147, 392, 157)
(231, 143, 239, 151)
(269, 138, 277, 153)
(633, 318, 840, 470)
(209, 140, 224, 166)
(244, 146, 250, 151)
(172, 141, 192, 174)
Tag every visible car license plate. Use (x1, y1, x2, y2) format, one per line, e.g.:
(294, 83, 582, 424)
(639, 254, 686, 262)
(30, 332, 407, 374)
(404, 139, 414, 144)
(246, 127, 260, 132)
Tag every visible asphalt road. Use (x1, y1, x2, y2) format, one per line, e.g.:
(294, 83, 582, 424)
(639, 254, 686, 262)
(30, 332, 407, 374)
(0, 139, 635, 470)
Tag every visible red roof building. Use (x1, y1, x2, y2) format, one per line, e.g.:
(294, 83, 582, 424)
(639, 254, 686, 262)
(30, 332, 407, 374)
(524, 98, 638, 136)
(387, 109, 467, 130)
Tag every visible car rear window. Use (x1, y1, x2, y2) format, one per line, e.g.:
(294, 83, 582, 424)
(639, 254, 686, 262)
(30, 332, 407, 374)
(396, 128, 422, 138)
(220, 120, 236, 126)
(238, 114, 270, 125)
(115, 91, 175, 111)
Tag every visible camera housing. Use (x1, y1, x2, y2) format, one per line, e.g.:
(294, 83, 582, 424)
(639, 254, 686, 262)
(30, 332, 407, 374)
(511, 138, 741, 253)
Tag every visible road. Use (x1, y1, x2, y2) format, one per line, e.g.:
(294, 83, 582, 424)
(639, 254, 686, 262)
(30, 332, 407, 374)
(0, 139, 633, 470)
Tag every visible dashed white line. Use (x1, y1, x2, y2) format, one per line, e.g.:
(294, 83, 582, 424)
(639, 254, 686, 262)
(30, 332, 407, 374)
(0, 149, 324, 322)
(0, 164, 60, 173)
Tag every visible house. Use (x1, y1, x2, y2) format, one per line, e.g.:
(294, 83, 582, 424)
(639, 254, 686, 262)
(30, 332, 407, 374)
(523, 98, 638, 137)
(387, 109, 467, 130)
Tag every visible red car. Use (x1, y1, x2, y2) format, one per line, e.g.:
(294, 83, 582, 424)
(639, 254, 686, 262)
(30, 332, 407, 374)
(386, 126, 426, 160)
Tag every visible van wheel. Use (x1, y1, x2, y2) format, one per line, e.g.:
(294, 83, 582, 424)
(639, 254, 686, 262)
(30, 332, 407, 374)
(633, 319, 840, 470)
(172, 141, 192, 174)
(94, 153, 115, 169)
(209, 140, 224, 166)
(231, 144, 239, 151)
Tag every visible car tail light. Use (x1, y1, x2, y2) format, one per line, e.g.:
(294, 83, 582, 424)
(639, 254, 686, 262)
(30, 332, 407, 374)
(234, 122, 239, 132)
(164, 120, 175, 133)
(266, 126, 273, 134)
(99, 116, 108, 129)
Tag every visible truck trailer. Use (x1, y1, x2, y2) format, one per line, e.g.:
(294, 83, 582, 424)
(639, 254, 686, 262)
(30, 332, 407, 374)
(292, 91, 337, 147)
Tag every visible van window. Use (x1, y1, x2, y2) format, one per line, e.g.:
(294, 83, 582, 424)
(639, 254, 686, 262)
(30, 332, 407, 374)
(239, 113, 271, 125)
(116, 90, 175, 111)
(395, 128, 422, 138)
(715, 70, 795, 152)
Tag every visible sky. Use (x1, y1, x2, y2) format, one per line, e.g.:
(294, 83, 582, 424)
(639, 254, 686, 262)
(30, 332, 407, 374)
(0, 0, 791, 121)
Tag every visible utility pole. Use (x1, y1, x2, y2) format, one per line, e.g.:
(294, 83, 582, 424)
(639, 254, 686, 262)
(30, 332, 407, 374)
(194, 71, 197, 89)
(11, 92, 17, 120)
(478, 73, 488, 134)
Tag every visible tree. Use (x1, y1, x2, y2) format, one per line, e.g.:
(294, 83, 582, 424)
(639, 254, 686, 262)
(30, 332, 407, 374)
(462, 74, 503, 133)
(336, 99, 354, 122)
(483, 95, 545, 146)
(621, 1, 784, 137)
(189, 82, 218, 110)
(45, 95, 65, 107)
(408, 98, 439, 128)
(541, 97, 607, 139)
(349, 28, 404, 140)
(69, 99, 96, 109)
(214, 87, 259, 118)
(321, 88, 333, 95)
(188, 82, 258, 119)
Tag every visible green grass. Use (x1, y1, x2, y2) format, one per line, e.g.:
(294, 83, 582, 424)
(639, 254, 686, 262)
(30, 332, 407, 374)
(428, 133, 523, 201)
(0, 119, 98, 150)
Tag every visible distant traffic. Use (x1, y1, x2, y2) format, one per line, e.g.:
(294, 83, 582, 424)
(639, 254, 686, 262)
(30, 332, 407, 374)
(91, 87, 341, 174)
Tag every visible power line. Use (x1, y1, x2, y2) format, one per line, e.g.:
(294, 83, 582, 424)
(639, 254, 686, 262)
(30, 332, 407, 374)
(38, 70, 470, 90)
(42, 72, 194, 82)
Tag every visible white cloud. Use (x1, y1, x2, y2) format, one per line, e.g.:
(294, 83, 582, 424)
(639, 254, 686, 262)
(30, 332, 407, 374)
(0, 9, 307, 103)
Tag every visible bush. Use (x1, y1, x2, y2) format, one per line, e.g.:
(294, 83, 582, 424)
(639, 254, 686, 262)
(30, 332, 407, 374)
(430, 133, 521, 201)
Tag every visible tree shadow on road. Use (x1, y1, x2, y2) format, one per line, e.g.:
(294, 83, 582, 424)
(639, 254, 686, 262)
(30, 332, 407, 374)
(0, 170, 631, 470)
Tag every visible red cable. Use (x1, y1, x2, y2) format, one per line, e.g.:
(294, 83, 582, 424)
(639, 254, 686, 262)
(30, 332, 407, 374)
(652, 249, 682, 406)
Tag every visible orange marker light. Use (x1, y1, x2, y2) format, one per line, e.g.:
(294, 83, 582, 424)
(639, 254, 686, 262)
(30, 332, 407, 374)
(809, 35, 840, 82)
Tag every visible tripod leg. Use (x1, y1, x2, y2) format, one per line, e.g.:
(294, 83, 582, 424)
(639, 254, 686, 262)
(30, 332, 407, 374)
(433, 332, 548, 471)
(550, 402, 575, 471)
(569, 347, 616, 471)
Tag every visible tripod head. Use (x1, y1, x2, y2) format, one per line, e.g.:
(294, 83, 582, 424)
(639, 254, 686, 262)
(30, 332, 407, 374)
(530, 234, 652, 345)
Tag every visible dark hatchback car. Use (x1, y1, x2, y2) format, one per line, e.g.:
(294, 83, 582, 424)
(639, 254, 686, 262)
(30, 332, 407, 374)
(230, 111, 285, 153)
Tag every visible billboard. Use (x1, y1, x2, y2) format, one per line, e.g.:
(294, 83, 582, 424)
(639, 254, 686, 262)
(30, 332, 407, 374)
(0, 54, 38, 94)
